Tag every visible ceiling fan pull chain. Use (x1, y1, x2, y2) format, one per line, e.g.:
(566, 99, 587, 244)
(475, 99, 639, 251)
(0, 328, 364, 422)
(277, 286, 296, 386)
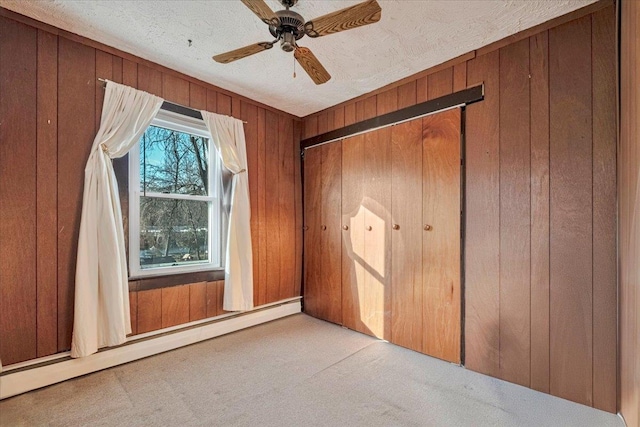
(293, 55, 297, 79)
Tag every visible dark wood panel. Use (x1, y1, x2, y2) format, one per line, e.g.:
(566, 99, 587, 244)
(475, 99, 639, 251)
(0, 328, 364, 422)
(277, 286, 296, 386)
(529, 30, 551, 394)
(303, 146, 322, 318)
(293, 120, 303, 297)
(189, 83, 207, 110)
(427, 67, 453, 100)
(36, 29, 59, 358)
(377, 87, 398, 115)
(333, 106, 345, 129)
(128, 291, 137, 336)
(57, 37, 96, 352)
(549, 15, 593, 406)
(363, 127, 391, 340)
(390, 119, 423, 352)
(498, 38, 531, 386)
(122, 59, 137, 87)
(137, 64, 162, 97)
(304, 115, 318, 139)
(112, 56, 123, 83)
(278, 116, 296, 300)
(95, 50, 112, 129)
(217, 93, 231, 115)
(590, 6, 617, 413)
(363, 96, 377, 120)
(206, 281, 219, 318)
(215, 280, 226, 316)
(464, 50, 500, 377)
(344, 103, 356, 126)
(137, 289, 162, 334)
(189, 281, 207, 322)
(206, 88, 217, 113)
(341, 134, 366, 333)
(355, 100, 365, 122)
(162, 74, 189, 105)
(453, 62, 467, 92)
(416, 75, 428, 103)
(397, 81, 417, 109)
(161, 285, 190, 328)
(317, 112, 328, 135)
(422, 108, 461, 363)
(265, 110, 281, 304)
(0, 17, 38, 365)
(232, 97, 241, 118)
(321, 142, 342, 324)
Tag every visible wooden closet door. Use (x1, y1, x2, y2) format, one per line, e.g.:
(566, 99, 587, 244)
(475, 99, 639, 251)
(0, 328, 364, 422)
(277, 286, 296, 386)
(341, 135, 366, 333)
(390, 119, 424, 352)
(362, 128, 392, 340)
(303, 143, 342, 324)
(321, 142, 342, 324)
(342, 130, 392, 339)
(303, 146, 322, 318)
(422, 108, 462, 363)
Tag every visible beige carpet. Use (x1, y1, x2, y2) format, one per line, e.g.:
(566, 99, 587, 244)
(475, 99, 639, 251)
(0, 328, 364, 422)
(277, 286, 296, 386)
(0, 314, 624, 426)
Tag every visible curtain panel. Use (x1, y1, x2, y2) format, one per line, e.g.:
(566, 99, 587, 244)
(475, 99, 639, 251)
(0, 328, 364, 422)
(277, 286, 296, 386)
(201, 112, 254, 311)
(71, 81, 163, 358)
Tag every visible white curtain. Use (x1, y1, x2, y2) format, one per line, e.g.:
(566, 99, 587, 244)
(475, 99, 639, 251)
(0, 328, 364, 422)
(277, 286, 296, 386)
(201, 112, 254, 311)
(71, 81, 163, 358)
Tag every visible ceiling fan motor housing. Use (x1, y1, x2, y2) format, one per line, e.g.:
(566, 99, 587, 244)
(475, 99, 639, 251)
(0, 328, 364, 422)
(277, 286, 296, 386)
(269, 10, 305, 52)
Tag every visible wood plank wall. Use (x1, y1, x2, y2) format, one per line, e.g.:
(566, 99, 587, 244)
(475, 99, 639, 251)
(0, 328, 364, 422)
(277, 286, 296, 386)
(0, 11, 302, 366)
(301, 5, 616, 412)
(619, 0, 640, 425)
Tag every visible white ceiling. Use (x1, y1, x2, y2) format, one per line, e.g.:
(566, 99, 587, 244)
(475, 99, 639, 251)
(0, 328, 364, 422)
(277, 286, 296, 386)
(1, 0, 596, 117)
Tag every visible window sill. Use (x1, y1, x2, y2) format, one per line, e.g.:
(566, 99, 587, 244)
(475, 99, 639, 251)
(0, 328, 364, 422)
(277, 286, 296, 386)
(129, 269, 225, 292)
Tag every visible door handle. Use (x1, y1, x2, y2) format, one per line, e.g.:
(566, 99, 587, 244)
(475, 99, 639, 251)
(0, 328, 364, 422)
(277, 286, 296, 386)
(393, 224, 400, 230)
(424, 224, 432, 231)
(366, 226, 372, 231)
(342, 225, 349, 231)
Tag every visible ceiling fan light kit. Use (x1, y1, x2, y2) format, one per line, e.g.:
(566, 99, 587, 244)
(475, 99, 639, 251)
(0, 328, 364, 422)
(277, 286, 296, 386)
(212, 0, 382, 85)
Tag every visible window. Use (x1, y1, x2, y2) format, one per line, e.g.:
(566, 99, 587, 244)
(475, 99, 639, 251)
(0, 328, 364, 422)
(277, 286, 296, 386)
(129, 108, 223, 278)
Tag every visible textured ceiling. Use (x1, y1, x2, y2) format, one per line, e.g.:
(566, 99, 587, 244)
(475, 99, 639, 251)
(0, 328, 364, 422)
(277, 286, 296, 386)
(1, 0, 597, 116)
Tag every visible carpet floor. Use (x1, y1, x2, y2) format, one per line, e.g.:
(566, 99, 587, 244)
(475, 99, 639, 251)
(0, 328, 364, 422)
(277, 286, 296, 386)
(0, 314, 624, 426)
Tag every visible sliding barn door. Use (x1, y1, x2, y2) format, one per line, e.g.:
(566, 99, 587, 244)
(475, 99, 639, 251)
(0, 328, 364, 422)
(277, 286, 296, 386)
(422, 108, 462, 363)
(303, 143, 342, 324)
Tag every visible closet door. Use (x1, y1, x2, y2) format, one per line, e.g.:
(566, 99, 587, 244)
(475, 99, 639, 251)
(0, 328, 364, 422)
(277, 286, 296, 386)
(422, 108, 462, 363)
(390, 119, 424, 352)
(303, 143, 342, 324)
(321, 142, 342, 325)
(341, 130, 391, 340)
(341, 135, 366, 332)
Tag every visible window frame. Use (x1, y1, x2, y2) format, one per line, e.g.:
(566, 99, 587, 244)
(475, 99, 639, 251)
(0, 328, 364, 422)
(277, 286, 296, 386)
(128, 108, 223, 279)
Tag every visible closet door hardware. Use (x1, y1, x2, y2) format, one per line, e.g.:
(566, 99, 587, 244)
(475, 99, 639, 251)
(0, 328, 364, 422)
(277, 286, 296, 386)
(423, 224, 432, 231)
(321, 225, 327, 230)
(393, 224, 400, 230)
(342, 225, 349, 231)
(366, 225, 372, 231)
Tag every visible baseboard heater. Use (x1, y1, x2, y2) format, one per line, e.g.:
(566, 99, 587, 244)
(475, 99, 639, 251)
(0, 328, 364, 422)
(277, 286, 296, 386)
(0, 297, 302, 400)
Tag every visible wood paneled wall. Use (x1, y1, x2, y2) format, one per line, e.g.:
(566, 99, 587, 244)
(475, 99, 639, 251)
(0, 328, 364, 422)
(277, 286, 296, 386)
(619, 0, 640, 425)
(301, 5, 616, 412)
(0, 11, 302, 366)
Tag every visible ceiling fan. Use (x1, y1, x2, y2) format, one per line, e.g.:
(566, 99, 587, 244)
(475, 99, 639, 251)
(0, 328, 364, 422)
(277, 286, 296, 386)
(213, 0, 382, 85)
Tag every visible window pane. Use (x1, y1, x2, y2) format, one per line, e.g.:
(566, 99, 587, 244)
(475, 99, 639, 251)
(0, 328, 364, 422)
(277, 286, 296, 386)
(139, 125, 209, 196)
(139, 197, 210, 269)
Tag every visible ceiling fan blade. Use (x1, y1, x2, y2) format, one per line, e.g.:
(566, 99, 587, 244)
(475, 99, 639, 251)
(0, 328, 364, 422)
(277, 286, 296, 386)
(304, 0, 381, 38)
(213, 42, 274, 64)
(240, 0, 280, 26)
(294, 47, 331, 85)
